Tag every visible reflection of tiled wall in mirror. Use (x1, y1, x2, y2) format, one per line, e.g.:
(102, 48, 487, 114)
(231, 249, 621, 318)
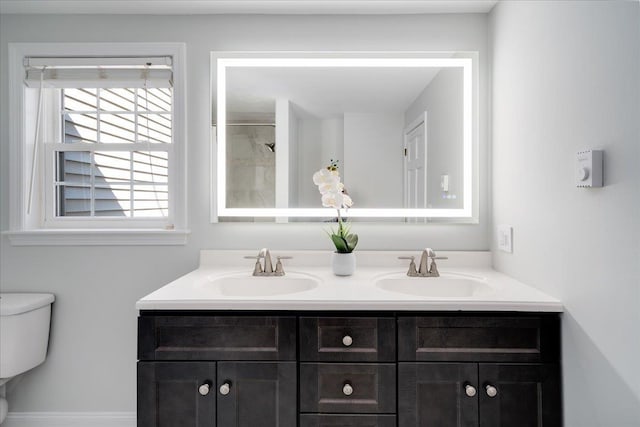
(226, 125, 276, 208)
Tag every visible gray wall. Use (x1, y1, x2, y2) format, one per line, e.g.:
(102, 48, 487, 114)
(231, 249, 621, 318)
(0, 13, 489, 411)
(343, 112, 404, 208)
(490, 1, 640, 426)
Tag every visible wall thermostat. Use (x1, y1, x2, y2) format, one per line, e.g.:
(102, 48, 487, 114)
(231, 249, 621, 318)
(576, 150, 603, 188)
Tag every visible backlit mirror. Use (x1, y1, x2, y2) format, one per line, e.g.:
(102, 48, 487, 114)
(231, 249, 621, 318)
(211, 52, 478, 222)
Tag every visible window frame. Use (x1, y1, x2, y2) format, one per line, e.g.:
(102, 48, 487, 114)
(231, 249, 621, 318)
(5, 43, 188, 245)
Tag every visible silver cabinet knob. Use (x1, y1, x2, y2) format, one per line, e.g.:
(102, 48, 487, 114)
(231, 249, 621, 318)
(485, 384, 498, 398)
(219, 382, 231, 396)
(198, 383, 210, 396)
(342, 383, 354, 396)
(342, 335, 353, 347)
(465, 384, 477, 397)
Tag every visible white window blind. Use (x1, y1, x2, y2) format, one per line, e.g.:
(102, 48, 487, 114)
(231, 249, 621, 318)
(24, 56, 173, 88)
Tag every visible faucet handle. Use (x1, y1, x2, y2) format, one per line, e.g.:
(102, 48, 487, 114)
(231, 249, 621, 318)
(424, 249, 448, 260)
(398, 256, 418, 276)
(274, 256, 292, 276)
(253, 260, 263, 275)
(244, 255, 264, 275)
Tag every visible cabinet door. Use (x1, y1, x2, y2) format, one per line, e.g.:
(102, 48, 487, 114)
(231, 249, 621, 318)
(217, 362, 296, 427)
(479, 364, 562, 427)
(137, 362, 215, 427)
(398, 363, 478, 427)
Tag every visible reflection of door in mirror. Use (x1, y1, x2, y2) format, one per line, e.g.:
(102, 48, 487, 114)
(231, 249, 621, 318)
(225, 124, 276, 208)
(404, 114, 427, 223)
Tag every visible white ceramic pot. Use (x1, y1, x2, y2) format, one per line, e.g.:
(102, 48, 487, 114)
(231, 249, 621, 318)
(332, 252, 356, 276)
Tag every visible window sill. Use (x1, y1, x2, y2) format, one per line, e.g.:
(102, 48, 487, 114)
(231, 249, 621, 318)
(3, 229, 190, 246)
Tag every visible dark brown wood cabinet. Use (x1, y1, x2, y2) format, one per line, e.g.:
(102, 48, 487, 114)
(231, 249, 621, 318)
(138, 315, 297, 427)
(137, 312, 562, 427)
(397, 315, 562, 427)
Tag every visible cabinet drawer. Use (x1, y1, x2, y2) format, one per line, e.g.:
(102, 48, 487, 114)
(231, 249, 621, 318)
(398, 315, 560, 362)
(300, 317, 395, 362)
(138, 315, 296, 361)
(300, 363, 396, 414)
(300, 414, 396, 427)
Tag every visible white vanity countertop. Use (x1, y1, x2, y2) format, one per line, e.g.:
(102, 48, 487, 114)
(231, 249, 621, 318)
(136, 250, 563, 312)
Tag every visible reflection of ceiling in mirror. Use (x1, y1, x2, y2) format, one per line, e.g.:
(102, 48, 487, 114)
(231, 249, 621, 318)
(226, 67, 442, 119)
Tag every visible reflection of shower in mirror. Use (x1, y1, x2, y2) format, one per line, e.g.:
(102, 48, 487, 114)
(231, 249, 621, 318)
(225, 123, 276, 209)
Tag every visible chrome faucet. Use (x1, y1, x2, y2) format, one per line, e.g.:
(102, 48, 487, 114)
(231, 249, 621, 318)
(398, 248, 448, 277)
(245, 248, 291, 276)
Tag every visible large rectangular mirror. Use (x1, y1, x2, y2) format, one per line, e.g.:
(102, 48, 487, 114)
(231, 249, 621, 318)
(211, 52, 478, 222)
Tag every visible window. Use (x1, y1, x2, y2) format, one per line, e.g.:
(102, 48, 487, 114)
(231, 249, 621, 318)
(6, 43, 187, 245)
(52, 87, 171, 219)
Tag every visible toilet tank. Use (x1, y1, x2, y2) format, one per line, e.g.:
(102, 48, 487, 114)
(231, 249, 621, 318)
(0, 293, 55, 379)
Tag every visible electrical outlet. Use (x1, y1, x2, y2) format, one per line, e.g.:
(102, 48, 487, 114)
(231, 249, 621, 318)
(497, 225, 513, 253)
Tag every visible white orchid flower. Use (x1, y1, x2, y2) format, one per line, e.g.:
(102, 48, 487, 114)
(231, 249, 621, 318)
(318, 181, 344, 195)
(342, 194, 353, 208)
(314, 165, 353, 209)
(312, 168, 339, 186)
(321, 191, 345, 209)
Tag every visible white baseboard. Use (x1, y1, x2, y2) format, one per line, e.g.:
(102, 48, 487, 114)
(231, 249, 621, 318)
(3, 412, 136, 427)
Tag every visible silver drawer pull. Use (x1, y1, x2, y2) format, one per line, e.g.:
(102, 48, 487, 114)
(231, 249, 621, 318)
(342, 335, 353, 347)
(465, 384, 477, 397)
(485, 384, 498, 398)
(342, 383, 354, 396)
(219, 382, 231, 396)
(198, 382, 210, 396)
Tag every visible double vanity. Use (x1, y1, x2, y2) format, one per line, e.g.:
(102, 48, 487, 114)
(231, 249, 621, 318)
(137, 250, 563, 427)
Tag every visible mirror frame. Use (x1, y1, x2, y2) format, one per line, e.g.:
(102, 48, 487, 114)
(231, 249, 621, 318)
(211, 51, 479, 222)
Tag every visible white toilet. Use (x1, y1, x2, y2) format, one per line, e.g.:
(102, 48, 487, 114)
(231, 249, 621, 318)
(0, 293, 54, 425)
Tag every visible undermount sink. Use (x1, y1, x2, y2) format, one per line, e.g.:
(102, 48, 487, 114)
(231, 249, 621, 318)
(206, 273, 319, 297)
(375, 272, 492, 298)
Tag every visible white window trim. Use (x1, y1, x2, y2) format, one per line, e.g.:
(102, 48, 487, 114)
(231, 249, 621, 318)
(4, 42, 189, 246)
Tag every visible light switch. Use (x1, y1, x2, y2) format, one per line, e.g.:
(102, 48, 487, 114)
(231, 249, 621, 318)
(441, 174, 449, 192)
(497, 225, 513, 253)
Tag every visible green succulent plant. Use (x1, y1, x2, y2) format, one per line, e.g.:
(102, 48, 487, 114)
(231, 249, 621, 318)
(329, 219, 359, 254)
